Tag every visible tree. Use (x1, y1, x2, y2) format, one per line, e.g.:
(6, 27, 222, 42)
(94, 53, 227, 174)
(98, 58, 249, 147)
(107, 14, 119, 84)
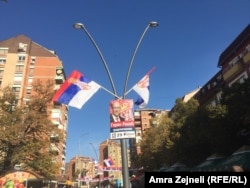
(0, 87, 21, 173)
(215, 78, 250, 153)
(0, 80, 63, 179)
(139, 114, 174, 170)
(169, 79, 250, 166)
(134, 79, 250, 170)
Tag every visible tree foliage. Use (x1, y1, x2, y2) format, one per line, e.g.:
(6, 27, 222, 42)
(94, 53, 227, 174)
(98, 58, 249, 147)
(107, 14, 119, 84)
(139, 114, 174, 170)
(136, 78, 250, 170)
(0, 80, 63, 179)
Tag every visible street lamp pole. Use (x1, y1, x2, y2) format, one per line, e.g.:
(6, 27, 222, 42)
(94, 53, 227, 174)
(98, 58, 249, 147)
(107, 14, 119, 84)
(89, 142, 99, 162)
(73, 23, 117, 97)
(120, 21, 158, 188)
(123, 21, 159, 98)
(73, 21, 158, 188)
(89, 143, 101, 188)
(78, 133, 88, 187)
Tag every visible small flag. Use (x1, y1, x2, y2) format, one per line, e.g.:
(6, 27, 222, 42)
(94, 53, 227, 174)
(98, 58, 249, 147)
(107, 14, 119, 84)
(90, 157, 99, 166)
(52, 70, 101, 109)
(104, 157, 114, 167)
(133, 74, 150, 108)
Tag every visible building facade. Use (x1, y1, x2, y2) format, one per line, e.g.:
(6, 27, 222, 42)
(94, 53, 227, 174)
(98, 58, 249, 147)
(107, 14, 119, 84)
(99, 139, 125, 186)
(0, 35, 68, 176)
(67, 156, 96, 185)
(67, 139, 125, 186)
(194, 24, 250, 106)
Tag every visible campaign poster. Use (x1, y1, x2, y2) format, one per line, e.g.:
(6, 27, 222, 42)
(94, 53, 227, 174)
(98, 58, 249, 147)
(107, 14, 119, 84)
(109, 99, 135, 139)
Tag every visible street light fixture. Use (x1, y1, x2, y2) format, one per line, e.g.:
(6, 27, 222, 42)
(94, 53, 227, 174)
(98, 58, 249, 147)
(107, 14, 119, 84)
(78, 133, 88, 187)
(73, 22, 117, 96)
(123, 21, 158, 98)
(89, 142, 101, 188)
(73, 21, 158, 188)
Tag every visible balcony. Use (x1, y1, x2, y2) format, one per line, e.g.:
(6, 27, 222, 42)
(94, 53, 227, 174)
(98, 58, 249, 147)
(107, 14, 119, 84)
(55, 75, 64, 84)
(50, 144, 60, 155)
(243, 51, 250, 63)
(50, 134, 60, 143)
(223, 63, 243, 81)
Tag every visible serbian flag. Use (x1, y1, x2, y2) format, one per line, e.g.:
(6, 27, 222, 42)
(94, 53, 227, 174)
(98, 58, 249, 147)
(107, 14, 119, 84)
(132, 67, 155, 108)
(104, 157, 114, 167)
(52, 70, 101, 109)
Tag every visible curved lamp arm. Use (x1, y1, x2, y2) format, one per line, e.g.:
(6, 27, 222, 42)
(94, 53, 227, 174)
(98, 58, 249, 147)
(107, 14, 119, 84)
(73, 23, 117, 96)
(122, 21, 158, 98)
(89, 142, 99, 162)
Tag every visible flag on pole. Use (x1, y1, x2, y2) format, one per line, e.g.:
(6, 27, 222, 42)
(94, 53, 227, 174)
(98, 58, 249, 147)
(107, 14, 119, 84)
(52, 70, 101, 109)
(104, 157, 114, 167)
(133, 74, 150, 108)
(132, 67, 155, 108)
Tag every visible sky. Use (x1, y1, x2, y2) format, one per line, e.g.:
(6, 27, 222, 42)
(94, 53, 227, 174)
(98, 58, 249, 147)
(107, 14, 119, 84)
(0, 0, 249, 163)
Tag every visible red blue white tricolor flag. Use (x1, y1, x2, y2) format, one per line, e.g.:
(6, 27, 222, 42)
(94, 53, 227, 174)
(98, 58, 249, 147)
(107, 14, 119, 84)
(132, 67, 155, 108)
(133, 74, 150, 108)
(52, 70, 101, 109)
(104, 157, 114, 167)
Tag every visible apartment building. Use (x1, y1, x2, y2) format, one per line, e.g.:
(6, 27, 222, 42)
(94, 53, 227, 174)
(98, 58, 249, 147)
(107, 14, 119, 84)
(194, 24, 250, 106)
(0, 35, 68, 177)
(67, 156, 96, 185)
(99, 139, 124, 186)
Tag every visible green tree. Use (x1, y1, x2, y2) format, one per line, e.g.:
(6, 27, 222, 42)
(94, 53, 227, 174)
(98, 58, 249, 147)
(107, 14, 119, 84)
(214, 79, 250, 154)
(134, 79, 250, 170)
(0, 87, 22, 173)
(139, 114, 174, 170)
(0, 80, 63, 179)
(170, 79, 250, 166)
(169, 98, 200, 162)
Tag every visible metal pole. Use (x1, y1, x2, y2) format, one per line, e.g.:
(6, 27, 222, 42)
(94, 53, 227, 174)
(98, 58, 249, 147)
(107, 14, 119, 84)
(120, 139, 128, 187)
(123, 21, 159, 98)
(89, 143, 101, 188)
(121, 21, 158, 188)
(73, 21, 158, 188)
(73, 23, 117, 97)
(78, 133, 88, 187)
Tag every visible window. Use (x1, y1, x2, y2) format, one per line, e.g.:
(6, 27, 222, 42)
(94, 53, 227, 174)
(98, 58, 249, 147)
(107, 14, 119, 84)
(12, 87, 21, 97)
(29, 68, 34, 77)
(0, 70, 3, 78)
(207, 84, 211, 90)
(15, 65, 24, 73)
(26, 89, 31, 94)
(26, 89, 31, 99)
(0, 58, 6, 64)
(18, 55, 26, 62)
(12, 87, 21, 92)
(30, 57, 36, 64)
(0, 48, 8, 56)
(27, 78, 33, 87)
(13, 76, 22, 85)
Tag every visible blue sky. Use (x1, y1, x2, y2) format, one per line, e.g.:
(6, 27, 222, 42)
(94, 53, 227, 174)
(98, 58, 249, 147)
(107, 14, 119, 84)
(0, 0, 249, 162)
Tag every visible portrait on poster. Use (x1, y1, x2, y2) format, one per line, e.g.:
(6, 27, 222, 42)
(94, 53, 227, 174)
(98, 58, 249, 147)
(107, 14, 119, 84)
(109, 99, 134, 127)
